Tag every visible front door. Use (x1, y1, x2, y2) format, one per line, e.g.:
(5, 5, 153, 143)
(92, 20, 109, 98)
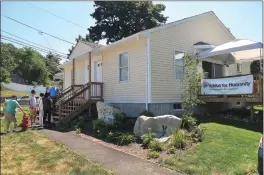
(94, 61, 102, 82)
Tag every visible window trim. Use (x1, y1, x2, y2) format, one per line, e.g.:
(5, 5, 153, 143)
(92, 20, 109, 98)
(118, 51, 130, 83)
(174, 49, 185, 81)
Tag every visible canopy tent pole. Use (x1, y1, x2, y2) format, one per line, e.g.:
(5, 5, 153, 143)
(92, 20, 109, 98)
(260, 48, 263, 73)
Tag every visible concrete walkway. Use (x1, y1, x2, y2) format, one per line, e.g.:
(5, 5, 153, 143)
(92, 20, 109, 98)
(41, 129, 182, 175)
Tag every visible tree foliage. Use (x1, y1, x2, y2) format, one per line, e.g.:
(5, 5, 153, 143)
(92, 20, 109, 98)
(250, 60, 261, 74)
(181, 55, 204, 115)
(0, 42, 61, 86)
(88, 1, 168, 44)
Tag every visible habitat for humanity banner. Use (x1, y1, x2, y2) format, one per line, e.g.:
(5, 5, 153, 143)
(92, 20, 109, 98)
(201, 75, 253, 95)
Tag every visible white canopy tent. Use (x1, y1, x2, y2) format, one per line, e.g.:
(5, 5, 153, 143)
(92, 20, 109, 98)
(195, 39, 263, 70)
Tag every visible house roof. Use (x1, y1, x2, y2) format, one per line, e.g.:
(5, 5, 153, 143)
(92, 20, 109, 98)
(60, 11, 235, 67)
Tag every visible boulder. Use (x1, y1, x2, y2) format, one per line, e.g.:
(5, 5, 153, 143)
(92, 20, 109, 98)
(96, 102, 122, 124)
(134, 115, 182, 138)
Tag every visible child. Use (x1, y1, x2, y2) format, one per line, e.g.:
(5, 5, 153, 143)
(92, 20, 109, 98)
(38, 93, 44, 127)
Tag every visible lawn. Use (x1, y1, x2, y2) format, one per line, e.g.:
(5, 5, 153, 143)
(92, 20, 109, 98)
(162, 116, 262, 175)
(1, 109, 112, 175)
(1, 88, 29, 97)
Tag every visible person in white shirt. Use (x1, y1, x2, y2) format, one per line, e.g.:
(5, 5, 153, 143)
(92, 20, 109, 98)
(29, 90, 37, 125)
(38, 93, 44, 127)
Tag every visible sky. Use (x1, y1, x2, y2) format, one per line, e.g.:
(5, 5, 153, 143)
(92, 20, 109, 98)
(1, 1, 262, 62)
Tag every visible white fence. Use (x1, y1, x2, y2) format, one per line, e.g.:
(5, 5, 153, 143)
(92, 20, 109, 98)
(2, 82, 46, 94)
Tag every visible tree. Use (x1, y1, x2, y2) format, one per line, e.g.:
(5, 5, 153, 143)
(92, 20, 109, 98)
(88, 1, 168, 44)
(15, 47, 50, 86)
(0, 42, 19, 83)
(181, 54, 204, 115)
(250, 60, 261, 74)
(45, 53, 62, 80)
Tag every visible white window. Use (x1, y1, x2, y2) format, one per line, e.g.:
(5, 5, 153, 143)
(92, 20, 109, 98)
(174, 51, 185, 80)
(237, 63, 242, 74)
(119, 52, 129, 82)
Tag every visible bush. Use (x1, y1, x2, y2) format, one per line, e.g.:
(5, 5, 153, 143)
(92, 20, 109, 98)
(181, 114, 197, 131)
(116, 133, 136, 145)
(106, 131, 121, 143)
(76, 127, 81, 134)
(113, 113, 126, 128)
(139, 110, 155, 117)
(147, 151, 160, 159)
(191, 126, 204, 142)
(142, 129, 156, 147)
(167, 146, 175, 154)
(149, 140, 163, 152)
(92, 119, 108, 138)
(170, 130, 186, 149)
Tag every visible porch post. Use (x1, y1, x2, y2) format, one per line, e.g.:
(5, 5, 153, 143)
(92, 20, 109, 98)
(72, 58, 75, 86)
(88, 52, 92, 99)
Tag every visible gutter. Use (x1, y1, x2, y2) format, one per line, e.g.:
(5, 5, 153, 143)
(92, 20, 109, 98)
(145, 34, 151, 110)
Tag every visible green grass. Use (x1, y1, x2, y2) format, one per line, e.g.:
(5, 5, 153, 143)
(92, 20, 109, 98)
(1, 109, 112, 175)
(1, 88, 29, 97)
(162, 117, 262, 175)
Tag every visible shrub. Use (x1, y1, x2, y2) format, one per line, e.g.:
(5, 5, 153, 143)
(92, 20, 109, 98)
(147, 151, 160, 159)
(113, 113, 126, 128)
(76, 127, 81, 134)
(92, 119, 108, 138)
(139, 110, 155, 117)
(191, 126, 204, 142)
(116, 133, 136, 145)
(106, 131, 121, 143)
(167, 146, 175, 154)
(142, 128, 156, 147)
(181, 114, 197, 131)
(170, 130, 186, 149)
(149, 140, 163, 152)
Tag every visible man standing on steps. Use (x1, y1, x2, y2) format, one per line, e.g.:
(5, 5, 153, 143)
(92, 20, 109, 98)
(49, 85, 59, 112)
(43, 93, 52, 125)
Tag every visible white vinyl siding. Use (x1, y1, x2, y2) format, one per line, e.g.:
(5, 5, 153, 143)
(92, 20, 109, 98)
(103, 40, 147, 102)
(228, 61, 252, 76)
(150, 13, 234, 101)
(174, 51, 185, 80)
(119, 52, 129, 82)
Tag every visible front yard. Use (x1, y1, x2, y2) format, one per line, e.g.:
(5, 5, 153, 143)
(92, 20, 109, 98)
(0, 109, 112, 175)
(67, 112, 262, 175)
(162, 119, 262, 174)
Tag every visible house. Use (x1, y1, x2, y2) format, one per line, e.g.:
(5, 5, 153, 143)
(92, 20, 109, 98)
(59, 11, 255, 118)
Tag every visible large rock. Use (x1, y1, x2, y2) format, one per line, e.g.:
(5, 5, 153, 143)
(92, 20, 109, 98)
(96, 102, 122, 124)
(134, 115, 182, 138)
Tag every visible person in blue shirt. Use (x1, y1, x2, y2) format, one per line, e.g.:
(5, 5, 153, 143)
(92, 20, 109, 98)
(49, 86, 60, 111)
(4, 95, 25, 133)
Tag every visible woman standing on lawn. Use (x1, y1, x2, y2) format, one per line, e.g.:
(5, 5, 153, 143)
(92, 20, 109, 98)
(37, 93, 44, 127)
(29, 90, 37, 125)
(4, 95, 25, 133)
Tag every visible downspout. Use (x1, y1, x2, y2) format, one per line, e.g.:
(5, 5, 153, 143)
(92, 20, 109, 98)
(145, 34, 151, 111)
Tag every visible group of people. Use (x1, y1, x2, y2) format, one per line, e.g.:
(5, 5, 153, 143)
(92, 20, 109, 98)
(3, 86, 60, 133)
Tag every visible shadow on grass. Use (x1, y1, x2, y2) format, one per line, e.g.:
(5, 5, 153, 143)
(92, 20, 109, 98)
(196, 114, 263, 134)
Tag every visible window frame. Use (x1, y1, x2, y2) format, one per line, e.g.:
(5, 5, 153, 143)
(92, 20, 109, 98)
(174, 49, 185, 80)
(118, 51, 129, 82)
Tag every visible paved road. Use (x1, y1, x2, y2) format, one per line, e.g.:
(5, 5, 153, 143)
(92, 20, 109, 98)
(41, 129, 182, 175)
